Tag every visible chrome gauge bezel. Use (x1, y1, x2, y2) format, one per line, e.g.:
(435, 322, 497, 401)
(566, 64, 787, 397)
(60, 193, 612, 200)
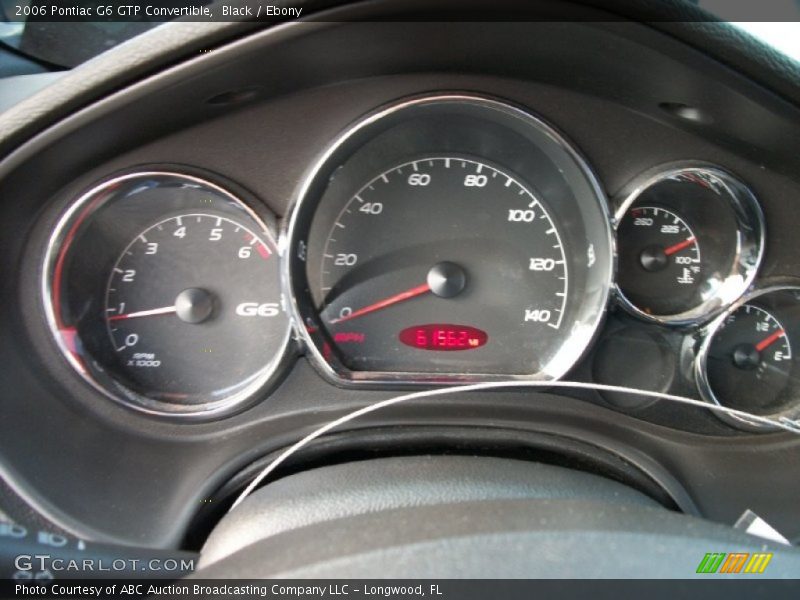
(695, 285, 800, 432)
(614, 163, 765, 327)
(41, 170, 294, 419)
(283, 93, 616, 386)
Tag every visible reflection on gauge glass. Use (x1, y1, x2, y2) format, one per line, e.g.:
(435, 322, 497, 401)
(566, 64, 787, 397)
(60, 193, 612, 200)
(696, 286, 800, 431)
(616, 166, 764, 325)
(286, 94, 614, 384)
(43, 171, 292, 417)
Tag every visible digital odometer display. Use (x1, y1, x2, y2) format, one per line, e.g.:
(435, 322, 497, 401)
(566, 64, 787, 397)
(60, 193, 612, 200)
(399, 324, 488, 351)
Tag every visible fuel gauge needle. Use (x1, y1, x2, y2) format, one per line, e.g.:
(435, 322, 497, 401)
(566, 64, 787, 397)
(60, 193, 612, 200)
(756, 329, 786, 352)
(329, 283, 431, 325)
(107, 306, 177, 321)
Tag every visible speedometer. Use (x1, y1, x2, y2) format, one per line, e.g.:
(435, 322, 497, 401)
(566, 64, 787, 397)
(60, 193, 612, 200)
(286, 94, 614, 384)
(317, 156, 568, 374)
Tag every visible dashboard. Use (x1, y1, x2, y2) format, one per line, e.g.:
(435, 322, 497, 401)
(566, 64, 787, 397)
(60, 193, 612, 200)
(42, 92, 789, 428)
(2, 13, 800, 553)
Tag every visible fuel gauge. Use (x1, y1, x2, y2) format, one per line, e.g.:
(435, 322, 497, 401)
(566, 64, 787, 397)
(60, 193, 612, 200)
(696, 286, 800, 431)
(704, 305, 790, 411)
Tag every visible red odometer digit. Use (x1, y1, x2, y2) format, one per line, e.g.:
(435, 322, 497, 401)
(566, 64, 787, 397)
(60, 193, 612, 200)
(400, 324, 488, 351)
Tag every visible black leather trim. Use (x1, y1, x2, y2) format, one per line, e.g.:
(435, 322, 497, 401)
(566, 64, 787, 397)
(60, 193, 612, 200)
(197, 456, 800, 578)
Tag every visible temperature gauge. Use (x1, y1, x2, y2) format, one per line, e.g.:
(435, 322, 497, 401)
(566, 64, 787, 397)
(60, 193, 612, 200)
(615, 165, 763, 325)
(617, 206, 702, 316)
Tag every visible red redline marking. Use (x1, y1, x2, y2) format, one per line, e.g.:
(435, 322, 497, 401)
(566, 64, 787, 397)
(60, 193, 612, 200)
(256, 243, 271, 259)
(756, 329, 786, 352)
(329, 283, 432, 325)
(663, 236, 697, 256)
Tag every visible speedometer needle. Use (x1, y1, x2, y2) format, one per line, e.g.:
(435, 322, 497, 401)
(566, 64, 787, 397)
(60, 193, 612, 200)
(663, 236, 697, 256)
(107, 306, 177, 321)
(329, 283, 432, 325)
(755, 329, 786, 352)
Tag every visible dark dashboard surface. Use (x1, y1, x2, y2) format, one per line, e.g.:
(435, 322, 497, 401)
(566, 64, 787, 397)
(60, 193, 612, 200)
(1, 13, 800, 551)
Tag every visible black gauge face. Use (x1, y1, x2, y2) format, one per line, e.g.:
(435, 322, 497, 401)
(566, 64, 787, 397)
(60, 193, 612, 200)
(616, 167, 763, 324)
(317, 156, 568, 374)
(45, 172, 291, 416)
(288, 95, 614, 383)
(706, 305, 791, 414)
(697, 286, 800, 431)
(617, 206, 702, 315)
(105, 213, 284, 400)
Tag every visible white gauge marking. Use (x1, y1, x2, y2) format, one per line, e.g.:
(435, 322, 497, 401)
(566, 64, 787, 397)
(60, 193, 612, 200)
(320, 156, 569, 330)
(104, 214, 271, 356)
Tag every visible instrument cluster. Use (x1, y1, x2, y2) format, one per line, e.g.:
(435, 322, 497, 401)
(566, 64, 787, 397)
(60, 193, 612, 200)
(40, 93, 799, 431)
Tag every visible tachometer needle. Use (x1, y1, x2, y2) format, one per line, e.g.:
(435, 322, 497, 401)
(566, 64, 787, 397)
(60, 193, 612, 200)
(755, 329, 786, 352)
(107, 306, 177, 321)
(663, 236, 697, 256)
(329, 283, 432, 325)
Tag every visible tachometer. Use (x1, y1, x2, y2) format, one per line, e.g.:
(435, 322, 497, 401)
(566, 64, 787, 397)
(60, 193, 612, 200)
(43, 171, 292, 417)
(104, 213, 281, 400)
(286, 94, 614, 384)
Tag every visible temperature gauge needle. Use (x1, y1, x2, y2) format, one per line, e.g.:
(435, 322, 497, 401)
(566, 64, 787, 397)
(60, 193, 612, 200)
(107, 306, 177, 321)
(329, 283, 431, 325)
(756, 329, 786, 352)
(663, 236, 697, 256)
